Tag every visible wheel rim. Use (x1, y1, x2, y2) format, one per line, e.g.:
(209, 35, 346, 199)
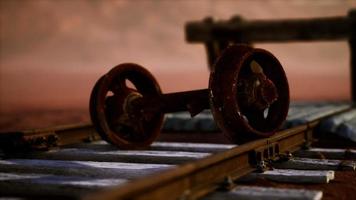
(209, 44, 289, 143)
(89, 63, 164, 149)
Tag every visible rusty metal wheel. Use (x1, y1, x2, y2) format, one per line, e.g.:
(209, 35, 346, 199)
(209, 44, 289, 143)
(89, 63, 164, 149)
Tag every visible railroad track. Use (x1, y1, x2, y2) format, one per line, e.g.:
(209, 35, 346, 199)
(1, 10, 355, 200)
(0, 102, 355, 200)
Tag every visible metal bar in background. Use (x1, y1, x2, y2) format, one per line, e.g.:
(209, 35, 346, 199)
(349, 10, 356, 102)
(186, 13, 353, 43)
(186, 10, 356, 101)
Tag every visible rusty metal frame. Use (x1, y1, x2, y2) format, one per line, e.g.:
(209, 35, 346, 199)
(185, 10, 356, 101)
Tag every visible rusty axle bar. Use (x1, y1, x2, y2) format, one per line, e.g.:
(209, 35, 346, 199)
(148, 89, 210, 116)
(90, 45, 290, 149)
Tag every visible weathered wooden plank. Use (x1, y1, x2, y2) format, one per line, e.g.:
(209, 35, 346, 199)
(336, 117, 356, 142)
(286, 105, 322, 120)
(163, 111, 219, 132)
(239, 169, 334, 184)
(273, 158, 355, 170)
(64, 141, 118, 151)
(0, 172, 126, 198)
(286, 104, 350, 127)
(150, 142, 236, 153)
(21, 149, 210, 164)
(203, 186, 323, 200)
(318, 109, 356, 133)
(67, 141, 236, 153)
(162, 103, 350, 132)
(295, 148, 356, 160)
(164, 104, 317, 130)
(164, 103, 327, 131)
(0, 159, 173, 179)
(298, 104, 349, 121)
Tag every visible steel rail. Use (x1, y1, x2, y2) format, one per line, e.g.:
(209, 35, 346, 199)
(84, 105, 356, 200)
(84, 125, 308, 200)
(0, 105, 351, 152)
(0, 106, 352, 199)
(84, 106, 352, 200)
(0, 123, 99, 152)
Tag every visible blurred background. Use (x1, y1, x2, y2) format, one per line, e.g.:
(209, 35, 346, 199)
(0, 0, 355, 130)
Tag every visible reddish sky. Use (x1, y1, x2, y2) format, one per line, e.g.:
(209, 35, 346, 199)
(0, 0, 355, 112)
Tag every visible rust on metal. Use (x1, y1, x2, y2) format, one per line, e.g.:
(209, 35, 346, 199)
(185, 10, 356, 101)
(186, 15, 352, 43)
(0, 123, 98, 152)
(84, 125, 311, 200)
(209, 45, 289, 144)
(85, 103, 352, 200)
(0, 10, 354, 200)
(0, 105, 351, 199)
(89, 44, 290, 149)
(89, 64, 164, 150)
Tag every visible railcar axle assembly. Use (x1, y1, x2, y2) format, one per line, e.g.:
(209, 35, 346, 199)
(90, 45, 289, 149)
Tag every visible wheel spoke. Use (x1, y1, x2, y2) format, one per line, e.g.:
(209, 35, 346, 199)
(109, 78, 126, 94)
(244, 109, 267, 129)
(89, 63, 169, 148)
